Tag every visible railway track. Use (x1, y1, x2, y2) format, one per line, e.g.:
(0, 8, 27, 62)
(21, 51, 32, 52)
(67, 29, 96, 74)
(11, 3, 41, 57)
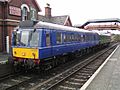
(0, 72, 40, 90)
(29, 44, 117, 90)
(0, 44, 117, 90)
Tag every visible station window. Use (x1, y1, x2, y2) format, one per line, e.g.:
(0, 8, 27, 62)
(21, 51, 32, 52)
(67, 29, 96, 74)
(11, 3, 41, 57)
(21, 4, 30, 21)
(22, 7, 28, 21)
(46, 32, 51, 46)
(30, 7, 36, 20)
(56, 32, 62, 44)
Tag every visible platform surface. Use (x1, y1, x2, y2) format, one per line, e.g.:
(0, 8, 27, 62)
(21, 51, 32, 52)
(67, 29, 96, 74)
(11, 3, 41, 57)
(0, 53, 10, 64)
(84, 45, 120, 90)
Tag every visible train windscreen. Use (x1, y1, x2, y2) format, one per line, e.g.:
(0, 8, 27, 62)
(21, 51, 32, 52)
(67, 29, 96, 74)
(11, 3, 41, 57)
(13, 30, 39, 47)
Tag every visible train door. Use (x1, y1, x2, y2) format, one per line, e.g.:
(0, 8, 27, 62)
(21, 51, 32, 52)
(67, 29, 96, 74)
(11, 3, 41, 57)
(46, 31, 51, 46)
(45, 29, 52, 58)
(40, 29, 52, 59)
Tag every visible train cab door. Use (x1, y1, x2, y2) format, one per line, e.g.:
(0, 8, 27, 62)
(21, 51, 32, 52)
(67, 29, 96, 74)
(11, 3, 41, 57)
(44, 29, 52, 58)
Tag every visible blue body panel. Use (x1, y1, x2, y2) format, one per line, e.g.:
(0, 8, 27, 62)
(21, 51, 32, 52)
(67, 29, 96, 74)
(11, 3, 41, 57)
(39, 28, 99, 59)
(12, 28, 99, 60)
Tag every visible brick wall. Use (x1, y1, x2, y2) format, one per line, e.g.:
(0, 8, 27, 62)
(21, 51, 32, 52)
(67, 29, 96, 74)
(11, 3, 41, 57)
(0, 26, 2, 51)
(0, 0, 40, 52)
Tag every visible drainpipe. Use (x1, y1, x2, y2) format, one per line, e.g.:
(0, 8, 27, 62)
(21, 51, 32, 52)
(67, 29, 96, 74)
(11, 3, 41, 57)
(2, 2, 5, 52)
(2, 1, 7, 52)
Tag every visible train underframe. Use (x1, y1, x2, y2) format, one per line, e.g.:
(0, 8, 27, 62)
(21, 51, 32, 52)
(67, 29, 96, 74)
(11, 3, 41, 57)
(8, 43, 110, 72)
(39, 43, 110, 70)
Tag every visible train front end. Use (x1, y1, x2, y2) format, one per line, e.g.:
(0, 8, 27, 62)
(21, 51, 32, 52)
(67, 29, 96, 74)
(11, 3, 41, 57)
(11, 28, 40, 69)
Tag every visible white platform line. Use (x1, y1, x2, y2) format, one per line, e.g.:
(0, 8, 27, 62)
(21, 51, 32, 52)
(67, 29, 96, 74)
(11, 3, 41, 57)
(80, 45, 120, 90)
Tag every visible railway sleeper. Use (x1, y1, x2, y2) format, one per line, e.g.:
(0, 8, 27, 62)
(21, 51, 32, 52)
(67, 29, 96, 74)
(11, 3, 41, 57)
(59, 85, 77, 90)
(74, 75, 89, 79)
(69, 78, 88, 82)
(63, 81, 83, 88)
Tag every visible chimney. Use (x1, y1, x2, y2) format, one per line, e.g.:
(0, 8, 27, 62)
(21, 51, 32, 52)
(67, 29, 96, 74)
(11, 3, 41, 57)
(45, 3, 51, 18)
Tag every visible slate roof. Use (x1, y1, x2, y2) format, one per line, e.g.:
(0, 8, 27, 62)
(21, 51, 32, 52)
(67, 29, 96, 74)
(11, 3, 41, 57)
(38, 15, 69, 25)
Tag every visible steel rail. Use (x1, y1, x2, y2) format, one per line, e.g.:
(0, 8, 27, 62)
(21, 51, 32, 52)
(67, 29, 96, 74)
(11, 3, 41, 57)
(30, 44, 117, 90)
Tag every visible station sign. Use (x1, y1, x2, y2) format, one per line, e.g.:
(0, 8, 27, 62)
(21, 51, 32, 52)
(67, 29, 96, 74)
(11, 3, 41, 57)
(9, 6, 21, 16)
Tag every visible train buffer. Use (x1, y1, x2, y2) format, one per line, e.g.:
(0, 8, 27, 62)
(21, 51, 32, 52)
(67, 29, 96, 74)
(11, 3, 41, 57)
(80, 45, 120, 90)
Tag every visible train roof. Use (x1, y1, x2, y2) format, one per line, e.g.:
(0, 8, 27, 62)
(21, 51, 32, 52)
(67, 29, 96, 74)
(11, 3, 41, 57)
(19, 20, 98, 34)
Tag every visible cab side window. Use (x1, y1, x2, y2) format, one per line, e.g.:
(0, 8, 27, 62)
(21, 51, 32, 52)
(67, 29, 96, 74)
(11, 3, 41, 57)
(46, 32, 51, 46)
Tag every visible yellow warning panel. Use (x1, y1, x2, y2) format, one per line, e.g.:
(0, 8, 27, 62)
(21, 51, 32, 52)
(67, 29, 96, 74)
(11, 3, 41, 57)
(13, 48, 39, 59)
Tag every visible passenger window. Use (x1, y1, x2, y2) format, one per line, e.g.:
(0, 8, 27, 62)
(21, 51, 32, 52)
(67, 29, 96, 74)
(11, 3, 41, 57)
(75, 34, 77, 41)
(77, 34, 79, 41)
(66, 34, 69, 42)
(94, 35, 96, 40)
(46, 32, 50, 46)
(63, 34, 66, 42)
(68, 34, 71, 42)
(70, 34, 72, 42)
(79, 35, 81, 42)
(73, 35, 75, 41)
(82, 35, 85, 42)
(72, 34, 74, 41)
(56, 32, 62, 44)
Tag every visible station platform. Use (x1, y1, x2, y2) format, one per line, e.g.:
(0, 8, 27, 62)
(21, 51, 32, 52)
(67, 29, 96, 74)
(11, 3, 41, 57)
(0, 53, 10, 64)
(80, 45, 120, 90)
(0, 52, 13, 78)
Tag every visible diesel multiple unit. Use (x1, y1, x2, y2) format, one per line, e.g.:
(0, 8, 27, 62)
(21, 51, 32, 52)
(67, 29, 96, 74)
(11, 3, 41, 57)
(10, 21, 110, 69)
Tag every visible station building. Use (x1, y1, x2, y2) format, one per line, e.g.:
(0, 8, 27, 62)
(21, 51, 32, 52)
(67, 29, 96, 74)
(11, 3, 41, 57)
(0, 0, 41, 52)
(38, 4, 72, 27)
(0, 0, 73, 53)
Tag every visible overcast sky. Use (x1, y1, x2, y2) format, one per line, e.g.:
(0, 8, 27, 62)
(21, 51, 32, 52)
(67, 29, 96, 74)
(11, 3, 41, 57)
(37, 0, 120, 25)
